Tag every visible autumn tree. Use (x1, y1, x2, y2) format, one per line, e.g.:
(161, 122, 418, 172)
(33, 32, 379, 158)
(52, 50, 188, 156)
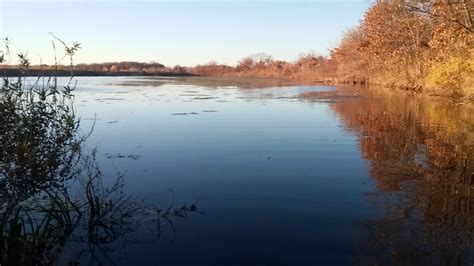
(360, 0, 432, 87)
(414, 0, 474, 95)
(109, 64, 118, 72)
(326, 0, 473, 95)
(329, 27, 369, 83)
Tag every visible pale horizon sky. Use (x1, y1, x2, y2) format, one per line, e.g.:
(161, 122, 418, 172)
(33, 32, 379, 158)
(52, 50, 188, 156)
(0, 0, 371, 66)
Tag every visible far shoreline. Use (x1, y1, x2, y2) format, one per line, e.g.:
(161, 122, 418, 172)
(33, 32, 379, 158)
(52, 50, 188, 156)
(1, 68, 197, 77)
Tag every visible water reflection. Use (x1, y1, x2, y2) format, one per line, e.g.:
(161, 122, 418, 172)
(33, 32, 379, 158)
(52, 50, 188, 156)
(302, 87, 474, 264)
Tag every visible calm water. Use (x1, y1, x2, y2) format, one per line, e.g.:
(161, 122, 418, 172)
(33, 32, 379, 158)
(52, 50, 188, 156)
(58, 77, 473, 265)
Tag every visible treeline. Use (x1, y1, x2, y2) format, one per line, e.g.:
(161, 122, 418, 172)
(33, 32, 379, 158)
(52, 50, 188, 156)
(14, 61, 190, 75)
(75, 61, 166, 72)
(191, 0, 473, 96)
(74, 61, 188, 74)
(191, 53, 332, 83)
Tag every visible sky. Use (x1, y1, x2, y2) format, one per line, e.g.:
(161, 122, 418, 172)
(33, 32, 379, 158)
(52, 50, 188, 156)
(0, 0, 371, 66)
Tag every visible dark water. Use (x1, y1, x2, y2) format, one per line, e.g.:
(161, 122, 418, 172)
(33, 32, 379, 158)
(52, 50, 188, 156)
(65, 77, 473, 265)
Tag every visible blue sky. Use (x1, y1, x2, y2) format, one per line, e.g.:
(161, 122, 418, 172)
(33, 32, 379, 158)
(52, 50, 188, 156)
(0, 1, 370, 66)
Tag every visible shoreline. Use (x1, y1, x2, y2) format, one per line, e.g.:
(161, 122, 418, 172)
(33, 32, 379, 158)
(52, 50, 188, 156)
(2, 68, 472, 100)
(0, 68, 197, 77)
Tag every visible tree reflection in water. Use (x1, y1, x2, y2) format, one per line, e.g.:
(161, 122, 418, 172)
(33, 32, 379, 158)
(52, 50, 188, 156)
(0, 45, 198, 265)
(302, 86, 474, 265)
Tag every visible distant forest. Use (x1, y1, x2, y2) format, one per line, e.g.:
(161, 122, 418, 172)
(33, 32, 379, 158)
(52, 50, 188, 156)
(2, 61, 192, 77)
(45, 61, 187, 73)
(74, 61, 188, 74)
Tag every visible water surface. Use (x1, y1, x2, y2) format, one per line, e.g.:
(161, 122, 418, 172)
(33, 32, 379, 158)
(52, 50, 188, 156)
(62, 76, 473, 265)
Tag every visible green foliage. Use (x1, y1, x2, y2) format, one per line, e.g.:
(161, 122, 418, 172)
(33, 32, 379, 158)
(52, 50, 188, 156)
(0, 68, 81, 200)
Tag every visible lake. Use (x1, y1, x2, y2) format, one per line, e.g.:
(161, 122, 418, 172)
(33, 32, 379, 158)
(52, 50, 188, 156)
(54, 76, 474, 265)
